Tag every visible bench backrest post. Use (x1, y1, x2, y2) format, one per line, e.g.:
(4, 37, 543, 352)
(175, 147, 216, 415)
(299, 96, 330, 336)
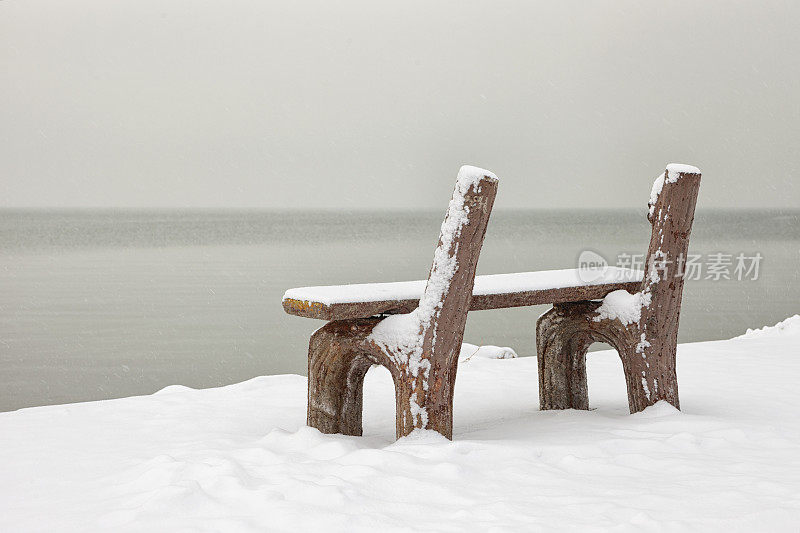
(639, 165, 701, 358)
(410, 167, 497, 434)
(419, 168, 498, 360)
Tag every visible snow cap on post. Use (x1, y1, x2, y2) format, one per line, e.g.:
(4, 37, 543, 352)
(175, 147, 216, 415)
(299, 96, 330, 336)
(648, 163, 700, 222)
(456, 165, 499, 187)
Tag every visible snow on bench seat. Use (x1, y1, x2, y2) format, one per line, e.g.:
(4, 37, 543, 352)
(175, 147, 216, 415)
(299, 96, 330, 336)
(283, 267, 644, 321)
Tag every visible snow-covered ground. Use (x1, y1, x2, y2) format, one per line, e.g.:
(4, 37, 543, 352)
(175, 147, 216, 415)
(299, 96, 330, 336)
(2, 317, 799, 532)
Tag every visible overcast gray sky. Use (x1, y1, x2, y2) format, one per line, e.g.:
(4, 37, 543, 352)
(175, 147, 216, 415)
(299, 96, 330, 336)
(2, 0, 798, 209)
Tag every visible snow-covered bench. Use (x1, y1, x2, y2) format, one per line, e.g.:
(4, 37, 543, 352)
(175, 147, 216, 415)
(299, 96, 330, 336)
(284, 163, 700, 440)
(282, 165, 655, 441)
(283, 268, 642, 321)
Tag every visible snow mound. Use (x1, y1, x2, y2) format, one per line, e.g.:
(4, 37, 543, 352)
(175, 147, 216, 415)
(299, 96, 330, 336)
(736, 314, 800, 339)
(631, 400, 681, 419)
(154, 385, 195, 395)
(389, 428, 451, 446)
(459, 342, 517, 361)
(594, 289, 650, 326)
(367, 312, 424, 367)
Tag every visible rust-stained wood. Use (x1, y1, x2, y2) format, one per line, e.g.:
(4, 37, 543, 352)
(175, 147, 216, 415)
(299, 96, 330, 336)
(537, 166, 701, 414)
(283, 279, 642, 321)
(307, 171, 498, 440)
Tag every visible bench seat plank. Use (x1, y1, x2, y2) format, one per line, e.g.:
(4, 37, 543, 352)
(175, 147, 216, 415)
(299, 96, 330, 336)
(283, 267, 643, 321)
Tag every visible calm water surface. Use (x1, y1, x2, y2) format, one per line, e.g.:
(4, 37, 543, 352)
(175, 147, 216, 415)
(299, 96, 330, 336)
(1, 209, 798, 411)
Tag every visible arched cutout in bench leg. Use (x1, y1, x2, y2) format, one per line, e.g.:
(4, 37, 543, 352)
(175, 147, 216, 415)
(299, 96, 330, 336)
(307, 317, 459, 439)
(307, 319, 379, 436)
(537, 301, 643, 412)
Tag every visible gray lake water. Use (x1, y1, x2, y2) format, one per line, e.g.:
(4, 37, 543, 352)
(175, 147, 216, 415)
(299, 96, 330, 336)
(1, 209, 798, 411)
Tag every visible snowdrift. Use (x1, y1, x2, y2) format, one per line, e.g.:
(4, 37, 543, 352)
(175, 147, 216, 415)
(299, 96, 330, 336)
(1, 316, 799, 531)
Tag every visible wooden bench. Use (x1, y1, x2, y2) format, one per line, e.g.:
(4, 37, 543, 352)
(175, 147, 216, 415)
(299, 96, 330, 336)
(282, 163, 700, 440)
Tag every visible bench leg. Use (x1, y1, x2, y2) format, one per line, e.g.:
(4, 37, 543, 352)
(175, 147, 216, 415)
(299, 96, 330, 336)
(537, 305, 591, 410)
(306, 318, 460, 440)
(307, 322, 373, 436)
(620, 341, 680, 414)
(393, 362, 457, 440)
(538, 302, 661, 414)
